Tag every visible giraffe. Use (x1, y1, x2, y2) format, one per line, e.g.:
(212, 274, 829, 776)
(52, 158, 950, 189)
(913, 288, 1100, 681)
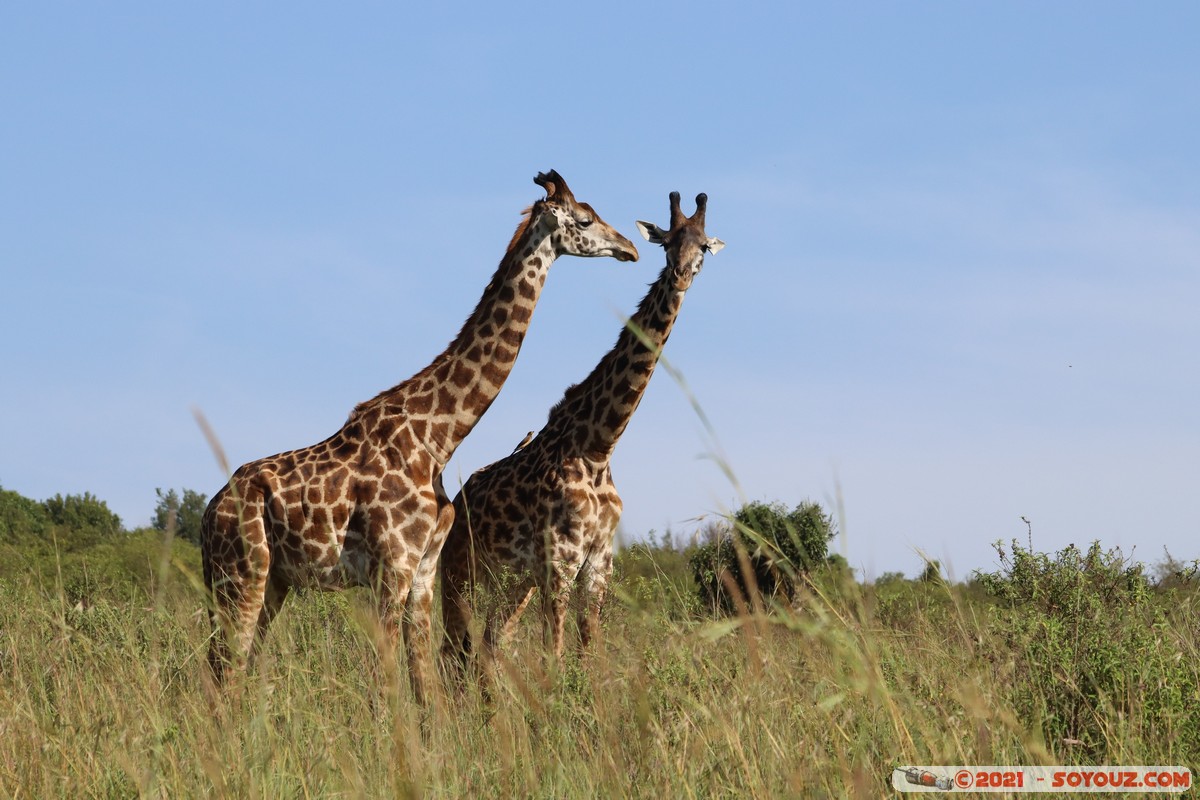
(200, 170, 639, 705)
(439, 191, 723, 678)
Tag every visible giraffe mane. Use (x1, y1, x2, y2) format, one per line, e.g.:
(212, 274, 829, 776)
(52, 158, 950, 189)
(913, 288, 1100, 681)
(545, 383, 581, 422)
(506, 204, 538, 253)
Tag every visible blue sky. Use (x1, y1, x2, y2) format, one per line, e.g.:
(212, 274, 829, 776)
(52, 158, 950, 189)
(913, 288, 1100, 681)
(2, 3, 1197, 579)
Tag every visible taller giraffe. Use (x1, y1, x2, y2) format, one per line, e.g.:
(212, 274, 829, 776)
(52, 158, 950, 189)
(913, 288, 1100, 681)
(439, 191, 723, 674)
(200, 171, 638, 704)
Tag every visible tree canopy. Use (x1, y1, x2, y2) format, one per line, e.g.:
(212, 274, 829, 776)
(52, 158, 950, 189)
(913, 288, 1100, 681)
(152, 488, 208, 545)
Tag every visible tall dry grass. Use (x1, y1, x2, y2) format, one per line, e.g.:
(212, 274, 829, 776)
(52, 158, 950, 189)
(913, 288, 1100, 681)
(2, 539, 1196, 798)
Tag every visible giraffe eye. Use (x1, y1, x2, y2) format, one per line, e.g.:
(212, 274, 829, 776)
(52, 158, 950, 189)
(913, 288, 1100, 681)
(577, 216, 593, 228)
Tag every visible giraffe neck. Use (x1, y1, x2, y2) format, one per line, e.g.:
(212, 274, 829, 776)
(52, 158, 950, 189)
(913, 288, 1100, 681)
(543, 265, 687, 462)
(357, 215, 558, 466)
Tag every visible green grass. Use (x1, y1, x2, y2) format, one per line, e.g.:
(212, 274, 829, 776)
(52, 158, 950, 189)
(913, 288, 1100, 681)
(2, 536, 1197, 798)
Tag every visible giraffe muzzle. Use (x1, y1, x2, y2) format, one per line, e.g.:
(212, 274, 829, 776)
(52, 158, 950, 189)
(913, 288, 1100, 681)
(610, 239, 639, 263)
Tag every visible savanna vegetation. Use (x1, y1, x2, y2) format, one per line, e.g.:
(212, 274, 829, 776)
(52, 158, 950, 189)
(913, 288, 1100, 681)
(1, 483, 1197, 797)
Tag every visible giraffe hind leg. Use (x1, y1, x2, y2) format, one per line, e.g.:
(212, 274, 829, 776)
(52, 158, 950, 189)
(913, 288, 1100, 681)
(205, 493, 272, 686)
(499, 586, 536, 642)
(439, 494, 484, 686)
(439, 566, 474, 686)
(207, 559, 269, 685)
(439, 580, 472, 680)
(248, 575, 290, 668)
(473, 583, 536, 704)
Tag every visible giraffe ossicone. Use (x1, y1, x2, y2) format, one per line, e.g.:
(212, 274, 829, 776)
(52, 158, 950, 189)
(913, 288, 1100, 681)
(200, 170, 638, 706)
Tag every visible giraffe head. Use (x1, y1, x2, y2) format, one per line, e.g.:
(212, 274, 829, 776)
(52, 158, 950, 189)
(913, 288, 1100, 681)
(636, 192, 725, 290)
(532, 170, 640, 263)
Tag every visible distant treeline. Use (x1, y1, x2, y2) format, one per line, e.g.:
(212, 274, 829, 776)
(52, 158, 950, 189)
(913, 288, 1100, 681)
(0, 485, 202, 601)
(0, 485, 852, 611)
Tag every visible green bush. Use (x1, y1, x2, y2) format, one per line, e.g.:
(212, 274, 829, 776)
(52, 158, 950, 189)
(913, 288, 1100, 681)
(973, 540, 1200, 756)
(52, 527, 203, 604)
(0, 486, 49, 544)
(0, 487, 200, 601)
(688, 536, 742, 614)
(611, 534, 702, 620)
(871, 573, 959, 634)
(734, 500, 832, 574)
(688, 500, 835, 615)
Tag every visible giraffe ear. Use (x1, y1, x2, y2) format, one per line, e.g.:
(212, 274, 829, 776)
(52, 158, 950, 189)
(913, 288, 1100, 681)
(705, 237, 726, 254)
(636, 221, 666, 244)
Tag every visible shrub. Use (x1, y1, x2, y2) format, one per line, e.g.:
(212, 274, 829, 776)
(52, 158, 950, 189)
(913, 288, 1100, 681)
(0, 486, 49, 544)
(688, 500, 835, 615)
(0, 487, 200, 601)
(973, 540, 1199, 757)
(734, 500, 832, 574)
(687, 536, 743, 615)
(611, 544, 700, 621)
(53, 528, 203, 604)
(872, 573, 958, 634)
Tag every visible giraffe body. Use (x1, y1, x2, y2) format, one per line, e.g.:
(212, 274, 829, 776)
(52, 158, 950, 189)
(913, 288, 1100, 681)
(440, 192, 723, 674)
(200, 171, 638, 704)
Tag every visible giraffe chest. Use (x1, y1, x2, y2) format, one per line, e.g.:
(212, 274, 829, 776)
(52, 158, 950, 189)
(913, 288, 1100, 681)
(469, 458, 622, 566)
(564, 460, 621, 523)
(540, 465, 622, 573)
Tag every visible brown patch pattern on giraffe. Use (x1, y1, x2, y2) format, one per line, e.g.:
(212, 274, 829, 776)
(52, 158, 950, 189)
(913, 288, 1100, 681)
(438, 192, 724, 680)
(200, 170, 638, 705)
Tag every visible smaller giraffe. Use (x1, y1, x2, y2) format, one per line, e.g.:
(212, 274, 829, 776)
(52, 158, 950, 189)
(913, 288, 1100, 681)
(440, 191, 723, 678)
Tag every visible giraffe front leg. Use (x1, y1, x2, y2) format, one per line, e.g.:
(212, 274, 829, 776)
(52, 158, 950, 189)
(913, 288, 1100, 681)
(404, 482, 455, 709)
(576, 548, 613, 652)
(479, 583, 537, 703)
(438, 560, 474, 687)
(370, 550, 412, 699)
(541, 555, 577, 662)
